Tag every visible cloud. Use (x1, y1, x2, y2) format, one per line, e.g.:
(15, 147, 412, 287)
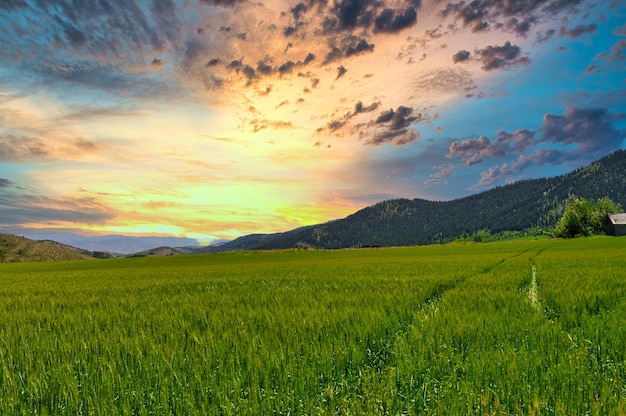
(438, 0, 584, 36)
(450, 106, 624, 170)
(365, 128, 420, 146)
(539, 107, 625, 153)
(614, 22, 626, 37)
(319, 100, 381, 133)
(475, 41, 530, 71)
(0, 178, 14, 188)
(463, 107, 626, 190)
(558, 23, 597, 38)
(446, 131, 535, 166)
(0, 183, 116, 226)
(199, 0, 247, 7)
(504, 17, 536, 36)
(336, 65, 348, 79)
(425, 163, 455, 186)
(0, 0, 28, 10)
(363, 105, 424, 146)
(469, 147, 573, 190)
(320, 0, 421, 34)
(585, 39, 626, 75)
(374, 7, 418, 33)
(536, 28, 557, 43)
(323, 36, 375, 64)
(413, 67, 476, 95)
(0, 134, 101, 162)
(452, 50, 471, 63)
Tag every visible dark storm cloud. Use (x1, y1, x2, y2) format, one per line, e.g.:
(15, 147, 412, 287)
(290, 2, 309, 20)
(304, 52, 316, 64)
(374, 106, 420, 130)
(323, 0, 374, 32)
(323, 36, 375, 64)
(558, 23, 597, 38)
(226, 58, 259, 84)
(320, 0, 419, 35)
(256, 59, 274, 75)
(336, 65, 347, 79)
(364, 105, 424, 146)
(452, 50, 471, 63)
(374, 8, 418, 33)
(475, 41, 530, 71)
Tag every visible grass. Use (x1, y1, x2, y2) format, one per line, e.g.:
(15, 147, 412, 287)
(0, 237, 625, 414)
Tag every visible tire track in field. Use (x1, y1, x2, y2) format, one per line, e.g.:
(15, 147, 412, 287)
(361, 254, 514, 376)
(525, 249, 617, 398)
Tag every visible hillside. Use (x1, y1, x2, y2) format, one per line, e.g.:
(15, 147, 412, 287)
(0, 234, 113, 263)
(207, 149, 626, 251)
(126, 246, 182, 257)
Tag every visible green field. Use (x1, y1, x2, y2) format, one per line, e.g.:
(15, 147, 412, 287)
(1, 237, 625, 415)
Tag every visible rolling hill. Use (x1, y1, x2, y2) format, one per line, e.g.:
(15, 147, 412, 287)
(0, 234, 113, 263)
(203, 149, 626, 251)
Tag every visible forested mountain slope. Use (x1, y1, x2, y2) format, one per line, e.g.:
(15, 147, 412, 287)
(210, 150, 626, 250)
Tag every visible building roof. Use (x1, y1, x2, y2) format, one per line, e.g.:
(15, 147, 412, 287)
(608, 213, 626, 225)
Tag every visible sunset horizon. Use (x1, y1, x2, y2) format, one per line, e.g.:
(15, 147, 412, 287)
(1, 0, 624, 244)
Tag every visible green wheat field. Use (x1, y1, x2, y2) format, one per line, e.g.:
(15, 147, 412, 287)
(1, 237, 625, 415)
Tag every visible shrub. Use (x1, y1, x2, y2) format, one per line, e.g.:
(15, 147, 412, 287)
(553, 197, 622, 238)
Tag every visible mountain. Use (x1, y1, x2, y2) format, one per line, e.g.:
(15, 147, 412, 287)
(194, 225, 316, 253)
(20, 234, 201, 254)
(206, 149, 626, 251)
(126, 246, 183, 257)
(0, 234, 113, 263)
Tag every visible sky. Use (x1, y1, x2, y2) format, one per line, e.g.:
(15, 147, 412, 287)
(0, 0, 625, 244)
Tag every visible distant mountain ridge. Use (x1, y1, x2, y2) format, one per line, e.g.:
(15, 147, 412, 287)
(20, 234, 200, 254)
(202, 149, 626, 251)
